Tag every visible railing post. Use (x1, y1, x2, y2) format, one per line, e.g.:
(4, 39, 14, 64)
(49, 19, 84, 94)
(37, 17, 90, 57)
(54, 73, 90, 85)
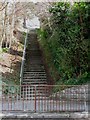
(84, 86, 87, 112)
(34, 85, 37, 112)
(0, 74, 2, 112)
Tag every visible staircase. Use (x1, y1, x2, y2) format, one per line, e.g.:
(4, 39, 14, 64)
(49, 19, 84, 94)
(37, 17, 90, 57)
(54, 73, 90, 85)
(21, 31, 48, 99)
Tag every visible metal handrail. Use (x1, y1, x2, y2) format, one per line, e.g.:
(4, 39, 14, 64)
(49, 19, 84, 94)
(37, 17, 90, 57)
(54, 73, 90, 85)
(20, 29, 28, 86)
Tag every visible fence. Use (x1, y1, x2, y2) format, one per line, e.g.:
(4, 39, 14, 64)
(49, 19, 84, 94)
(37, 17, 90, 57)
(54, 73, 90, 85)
(0, 85, 88, 113)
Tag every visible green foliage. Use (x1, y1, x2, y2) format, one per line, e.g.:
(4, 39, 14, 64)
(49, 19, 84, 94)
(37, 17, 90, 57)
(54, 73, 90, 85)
(2, 48, 9, 52)
(3, 85, 20, 95)
(37, 2, 90, 85)
(23, 32, 26, 37)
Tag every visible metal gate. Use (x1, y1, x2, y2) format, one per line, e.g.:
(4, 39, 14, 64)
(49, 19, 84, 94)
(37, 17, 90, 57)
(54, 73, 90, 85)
(0, 85, 88, 113)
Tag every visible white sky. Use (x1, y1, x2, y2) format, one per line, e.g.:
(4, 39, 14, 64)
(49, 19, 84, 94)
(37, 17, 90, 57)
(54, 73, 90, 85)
(26, 16, 40, 29)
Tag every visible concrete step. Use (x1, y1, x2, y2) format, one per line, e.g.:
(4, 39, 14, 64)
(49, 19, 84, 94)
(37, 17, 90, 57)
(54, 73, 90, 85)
(24, 63, 44, 65)
(23, 77, 47, 80)
(23, 75, 47, 77)
(26, 58, 42, 60)
(23, 81, 47, 84)
(25, 56, 42, 59)
(24, 65, 45, 68)
(23, 79, 47, 82)
(24, 67, 45, 70)
(26, 52, 41, 54)
(26, 47, 38, 51)
(25, 53, 42, 57)
(26, 49, 40, 51)
(23, 76, 47, 78)
(25, 57, 43, 60)
(23, 74, 46, 77)
(24, 66, 45, 70)
(23, 80, 47, 83)
(26, 51, 41, 54)
(24, 72, 46, 74)
(25, 61, 43, 64)
(23, 72, 46, 77)
(22, 81, 47, 84)
(28, 44, 39, 47)
(27, 47, 39, 50)
(22, 79, 47, 82)
(25, 60, 42, 62)
(24, 63, 44, 66)
(25, 55, 42, 58)
(24, 70, 46, 72)
(24, 69, 45, 72)
(26, 53, 41, 55)
(25, 59, 42, 61)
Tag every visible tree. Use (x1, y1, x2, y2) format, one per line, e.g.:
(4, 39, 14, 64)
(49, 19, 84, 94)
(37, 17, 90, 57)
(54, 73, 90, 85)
(0, 1, 36, 50)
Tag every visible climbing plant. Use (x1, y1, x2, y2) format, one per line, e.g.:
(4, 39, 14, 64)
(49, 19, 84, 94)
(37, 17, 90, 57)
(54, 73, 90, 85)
(37, 2, 90, 85)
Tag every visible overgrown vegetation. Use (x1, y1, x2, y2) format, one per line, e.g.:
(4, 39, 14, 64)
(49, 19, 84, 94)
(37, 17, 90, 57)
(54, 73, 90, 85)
(0, 39, 24, 94)
(0, 31, 25, 86)
(37, 2, 90, 85)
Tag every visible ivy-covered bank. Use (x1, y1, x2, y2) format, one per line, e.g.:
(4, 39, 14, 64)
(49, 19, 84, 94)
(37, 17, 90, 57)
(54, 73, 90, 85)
(37, 2, 90, 85)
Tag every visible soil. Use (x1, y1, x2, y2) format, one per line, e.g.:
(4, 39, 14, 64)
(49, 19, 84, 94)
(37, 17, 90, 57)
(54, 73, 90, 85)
(0, 43, 23, 85)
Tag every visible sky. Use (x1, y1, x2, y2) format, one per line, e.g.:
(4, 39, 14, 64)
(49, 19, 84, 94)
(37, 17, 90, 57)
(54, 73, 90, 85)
(26, 16, 40, 29)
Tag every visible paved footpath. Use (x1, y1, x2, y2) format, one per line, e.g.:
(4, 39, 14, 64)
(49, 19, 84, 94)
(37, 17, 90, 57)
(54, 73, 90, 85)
(0, 111, 89, 120)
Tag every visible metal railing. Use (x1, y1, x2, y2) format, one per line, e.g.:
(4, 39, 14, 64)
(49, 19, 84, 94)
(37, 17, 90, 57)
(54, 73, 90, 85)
(0, 85, 88, 113)
(20, 29, 28, 85)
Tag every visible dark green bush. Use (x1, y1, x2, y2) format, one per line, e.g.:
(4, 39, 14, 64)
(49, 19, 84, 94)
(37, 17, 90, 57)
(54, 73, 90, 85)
(37, 2, 90, 85)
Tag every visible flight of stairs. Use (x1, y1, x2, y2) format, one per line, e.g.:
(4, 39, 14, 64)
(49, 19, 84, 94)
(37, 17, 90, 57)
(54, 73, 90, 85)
(21, 31, 49, 99)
